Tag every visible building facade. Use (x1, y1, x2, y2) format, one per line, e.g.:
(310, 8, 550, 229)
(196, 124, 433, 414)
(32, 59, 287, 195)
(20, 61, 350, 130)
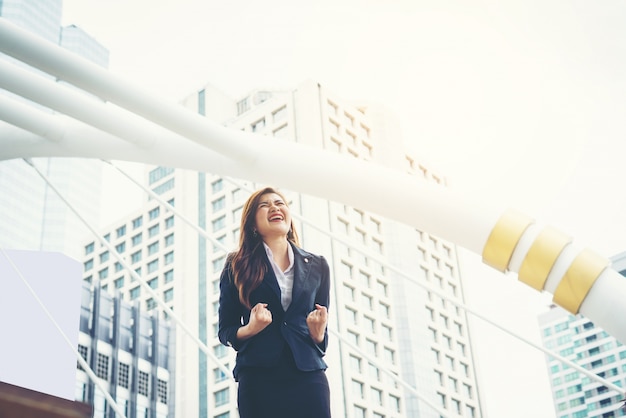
(0, 0, 107, 259)
(81, 79, 484, 417)
(538, 253, 626, 418)
(75, 284, 171, 418)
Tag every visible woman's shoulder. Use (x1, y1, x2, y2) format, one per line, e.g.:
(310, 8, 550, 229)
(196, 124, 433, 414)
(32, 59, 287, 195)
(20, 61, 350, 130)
(292, 244, 326, 262)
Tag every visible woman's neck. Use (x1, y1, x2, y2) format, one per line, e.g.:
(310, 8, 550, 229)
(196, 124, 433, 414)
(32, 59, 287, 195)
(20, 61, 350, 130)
(264, 238, 290, 270)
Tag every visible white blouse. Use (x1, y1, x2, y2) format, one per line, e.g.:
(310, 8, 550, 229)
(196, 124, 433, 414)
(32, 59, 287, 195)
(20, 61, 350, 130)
(263, 242, 295, 311)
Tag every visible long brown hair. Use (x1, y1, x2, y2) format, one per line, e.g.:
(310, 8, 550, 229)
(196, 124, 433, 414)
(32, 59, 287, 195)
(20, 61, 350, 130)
(230, 187, 299, 309)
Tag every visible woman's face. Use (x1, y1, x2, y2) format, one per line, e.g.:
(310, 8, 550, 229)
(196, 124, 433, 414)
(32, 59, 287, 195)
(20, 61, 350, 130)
(254, 193, 291, 240)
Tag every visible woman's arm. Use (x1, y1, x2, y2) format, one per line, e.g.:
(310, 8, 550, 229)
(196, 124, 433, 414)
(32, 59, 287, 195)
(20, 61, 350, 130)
(218, 263, 246, 350)
(307, 256, 331, 348)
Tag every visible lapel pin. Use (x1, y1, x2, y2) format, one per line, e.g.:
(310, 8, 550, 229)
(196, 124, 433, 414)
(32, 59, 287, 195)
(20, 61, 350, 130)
(304, 258, 309, 263)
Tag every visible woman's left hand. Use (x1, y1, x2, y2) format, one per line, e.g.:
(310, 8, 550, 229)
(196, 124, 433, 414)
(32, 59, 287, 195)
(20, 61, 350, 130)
(306, 304, 328, 344)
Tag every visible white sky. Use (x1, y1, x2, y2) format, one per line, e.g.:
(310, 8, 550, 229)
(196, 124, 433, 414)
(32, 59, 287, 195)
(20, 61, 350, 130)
(62, 1, 626, 417)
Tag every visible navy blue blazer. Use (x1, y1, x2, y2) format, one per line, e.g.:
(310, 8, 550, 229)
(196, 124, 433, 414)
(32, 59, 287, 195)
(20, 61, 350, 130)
(218, 243, 330, 380)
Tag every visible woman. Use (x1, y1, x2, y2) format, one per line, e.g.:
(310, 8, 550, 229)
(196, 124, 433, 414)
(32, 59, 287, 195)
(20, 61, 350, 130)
(218, 186, 331, 418)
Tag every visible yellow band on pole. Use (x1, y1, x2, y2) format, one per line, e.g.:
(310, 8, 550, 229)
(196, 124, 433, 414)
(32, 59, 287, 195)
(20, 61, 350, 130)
(482, 209, 534, 272)
(518, 227, 572, 291)
(553, 249, 608, 314)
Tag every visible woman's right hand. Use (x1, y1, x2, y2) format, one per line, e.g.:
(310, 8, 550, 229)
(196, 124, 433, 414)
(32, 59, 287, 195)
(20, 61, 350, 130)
(237, 303, 272, 340)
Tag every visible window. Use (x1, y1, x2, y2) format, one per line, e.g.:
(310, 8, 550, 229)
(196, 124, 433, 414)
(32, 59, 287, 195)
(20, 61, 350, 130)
(149, 207, 160, 220)
(214, 344, 227, 359)
(138, 371, 149, 396)
(130, 286, 140, 300)
(157, 379, 168, 404)
(364, 316, 375, 332)
(132, 216, 143, 229)
(371, 387, 383, 405)
(98, 268, 109, 280)
(366, 339, 377, 355)
(345, 307, 357, 325)
(354, 406, 366, 418)
(99, 251, 109, 263)
(339, 261, 353, 280)
(358, 271, 370, 286)
(164, 288, 174, 302)
(164, 233, 174, 247)
(384, 347, 395, 364)
(148, 224, 160, 237)
(373, 238, 383, 254)
(148, 278, 158, 289)
(77, 345, 88, 370)
(273, 124, 288, 138)
(148, 241, 159, 255)
(212, 179, 223, 193)
(164, 251, 174, 265)
(131, 250, 142, 264)
(132, 233, 142, 246)
(214, 367, 228, 383)
(85, 242, 94, 255)
(452, 398, 461, 414)
(349, 355, 362, 373)
(115, 242, 126, 253)
(212, 196, 226, 212)
(213, 256, 225, 272)
(96, 353, 109, 379)
(147, 259, 159, 273)
(232, 206, 243, 224)
(379, 302, 390, 319)
(114, 277, 124, 289)
(212, 215, 226, 232)
(352, 380, 364, 398)
(149, 166, 174, 184)
(118, 362, 130, 389)
(84, 259, 93, 271)
(237, 98, 249, 115)
(213, 235, 226, 253)
(361, 293, 373, 310)
(153, 178, 174, 195)
(344, 284, 355, 301)
(382, 324, 392, 340)
(389, 394, 400, 412)
(164, 269, 174, 283)
(165, 216, 174, 229)
(251, 118, 266, 132)
(215, 388, 229, 406)
(272, 106, 287, 122)
(376, 280, 387, 297)
(116, 225, 126, 238)
(466, 405, 476, 418)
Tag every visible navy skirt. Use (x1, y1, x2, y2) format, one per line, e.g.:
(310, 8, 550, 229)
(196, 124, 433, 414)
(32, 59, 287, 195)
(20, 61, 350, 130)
(236, 347, 331, 418)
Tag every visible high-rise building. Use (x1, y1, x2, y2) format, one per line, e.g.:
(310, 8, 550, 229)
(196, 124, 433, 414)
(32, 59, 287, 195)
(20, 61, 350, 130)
(538, 252, 626, 418)
(0, 0, 107, 259)
(81, 79, 484, 418)
(75, 284, 172, 418)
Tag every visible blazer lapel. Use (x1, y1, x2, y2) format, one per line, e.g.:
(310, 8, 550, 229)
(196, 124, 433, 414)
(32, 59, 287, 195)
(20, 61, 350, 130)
(262, 258, 282, 304)
(288, 245, 312, 311)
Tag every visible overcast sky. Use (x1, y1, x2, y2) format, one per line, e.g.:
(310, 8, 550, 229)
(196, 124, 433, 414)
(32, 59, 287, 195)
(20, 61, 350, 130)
(62, 1, 626, 417)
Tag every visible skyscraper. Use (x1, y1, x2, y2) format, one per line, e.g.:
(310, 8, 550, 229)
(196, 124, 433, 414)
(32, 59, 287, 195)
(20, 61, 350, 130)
(538, 252, 626, 418)
(0, 0, 108, 259)
(82, 79, 484, 417)
(75, 284, 172, 418)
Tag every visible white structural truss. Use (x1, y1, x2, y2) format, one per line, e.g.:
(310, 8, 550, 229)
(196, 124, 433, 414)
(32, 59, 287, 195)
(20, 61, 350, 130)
(1, 13, 626, 369)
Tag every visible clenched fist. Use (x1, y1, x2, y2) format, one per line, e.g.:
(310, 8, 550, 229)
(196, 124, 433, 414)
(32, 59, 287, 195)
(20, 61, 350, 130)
(238, 303, 272, 341)
(306, 304, 328, 344)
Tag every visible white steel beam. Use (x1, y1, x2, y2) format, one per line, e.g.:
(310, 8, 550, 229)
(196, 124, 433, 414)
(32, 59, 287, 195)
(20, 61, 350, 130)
(1, 17, 625, 345)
